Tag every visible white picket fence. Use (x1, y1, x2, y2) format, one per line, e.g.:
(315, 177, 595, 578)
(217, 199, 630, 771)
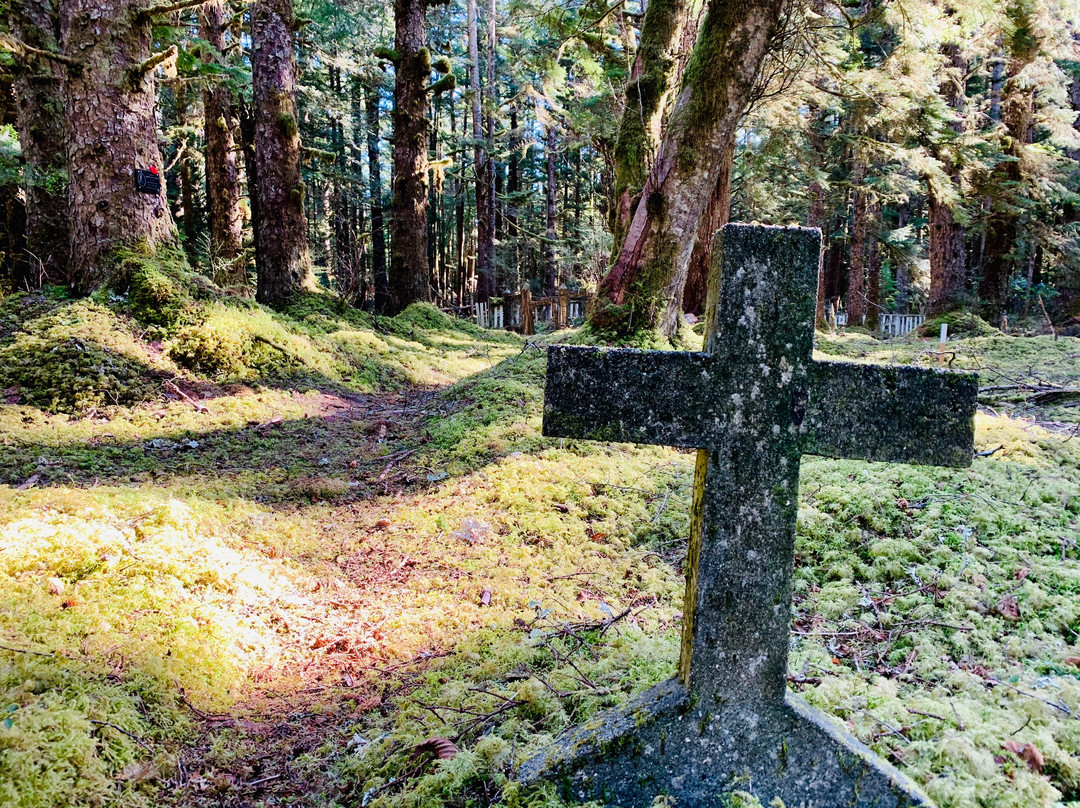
(879, 312, 925, 338)
(474, 289, 590, 334)
(473, 301, 504, 329)
(829, 309, 923, 337)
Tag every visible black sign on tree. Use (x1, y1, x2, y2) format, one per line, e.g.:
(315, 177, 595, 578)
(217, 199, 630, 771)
(134, 167, 161, 195)
(523, 224, 977, 808)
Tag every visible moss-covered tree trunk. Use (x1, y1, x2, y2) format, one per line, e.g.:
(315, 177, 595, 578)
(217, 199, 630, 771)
(386, 0, 432, 314)
(59, 0, 177, 294)
(252, 0, 312, 307)
(592, 0, 784, 338)
(200, 0, 244, 280)
(608, 0, 691, 256)
(11, 0, 69, 286)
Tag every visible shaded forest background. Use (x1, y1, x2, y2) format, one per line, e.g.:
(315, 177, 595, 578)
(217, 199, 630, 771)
(1, 0, 1079, 330)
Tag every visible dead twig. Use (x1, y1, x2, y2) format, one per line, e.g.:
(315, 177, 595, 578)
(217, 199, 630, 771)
(164, 380, 209, 413)
(88, 719, 154, 754)
(985, 677, 1076, 719)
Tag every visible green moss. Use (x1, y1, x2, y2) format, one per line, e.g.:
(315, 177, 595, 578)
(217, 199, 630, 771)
(920, 311, 1000, 339)
(112, 245, 217, 332)
(277, 112, 299, 139)
(0, 297, 170, 412)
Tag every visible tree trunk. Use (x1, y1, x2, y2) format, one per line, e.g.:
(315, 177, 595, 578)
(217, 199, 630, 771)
(978, 39, 1036, 323)
(507, 104, 519, 288)
(866, 199, 881, 331)
(238, 96, 260, 276)
(608, 0, 691, 253)
(928, 192, 967, 313)
(673, 138, 732, 319)
(846, 159, 867, 326)
(363, 78, 389, 313)
(806, 106, 827, 326)
(593, 0, 785, 337)
(200, 0, 244, 280)
(544, 123, 558, 293)
(252, 0, 312, 307)
(59, 0, 176, 293)
(11, 0, 69, 286)
(386, 0, 431, 313)
(468, 0, 494, 300)
(928, 41, 967, 314)
(179, 144, 198, 261)
(486, 0, 498, 265)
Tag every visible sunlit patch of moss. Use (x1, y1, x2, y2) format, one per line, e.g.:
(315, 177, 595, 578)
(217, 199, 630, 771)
(0, 487, 328, 808)
(3, 305, 1080, 808)
(792, 410, 1080, 806)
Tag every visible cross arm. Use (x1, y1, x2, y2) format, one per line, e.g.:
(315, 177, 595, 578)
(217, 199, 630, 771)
(543, 346, 726, 448)
(799, 360, 978, 468)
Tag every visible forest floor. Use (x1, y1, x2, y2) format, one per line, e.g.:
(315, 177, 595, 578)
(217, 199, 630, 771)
(1, 280, 1079, 808)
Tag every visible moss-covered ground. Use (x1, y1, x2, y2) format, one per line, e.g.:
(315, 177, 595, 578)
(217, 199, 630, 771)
(1, 287, 1078, 808)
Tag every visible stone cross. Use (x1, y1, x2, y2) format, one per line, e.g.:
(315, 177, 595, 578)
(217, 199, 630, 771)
(519, 225, 977, 808)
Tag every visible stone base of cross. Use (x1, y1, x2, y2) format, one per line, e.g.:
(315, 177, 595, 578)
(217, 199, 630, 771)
(519, 225, 977, 808)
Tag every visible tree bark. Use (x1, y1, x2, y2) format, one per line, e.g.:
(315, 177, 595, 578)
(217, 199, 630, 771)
(362, 78, 389, 313)
(846, 158, 867, 326)
(252, 0, 313, 307)
(866, 199, 881, 331)
(386, 0, 432, 313)
(608, 0, 691, 253)
(200, 0, 244, 280)
(593, 0, 785, 337)
(544, 123, 558, 293)
(507, 103, 519, 288)
(59, 0, 177, 293)
(806, 106, 827, 326)
(978, 37, 1036, 323)
(468, 0, 494, 300)
(927, 41, 967, 314)
(673, 138, 732, 319)
(11, 0, 69, 286)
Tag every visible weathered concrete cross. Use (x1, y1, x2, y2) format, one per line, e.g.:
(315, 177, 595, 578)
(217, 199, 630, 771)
(519, 225, 977, 808)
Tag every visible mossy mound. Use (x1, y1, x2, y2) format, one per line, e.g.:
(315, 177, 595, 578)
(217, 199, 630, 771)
(0, 296, 174, 412)
(920, 311, 1001, 339)
(111, 246, 219, 333)
(0, 266, 525, 413)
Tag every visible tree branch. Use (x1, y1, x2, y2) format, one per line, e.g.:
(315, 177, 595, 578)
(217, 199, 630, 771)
(140, 0, 211, 17)
(0, 33, 79, 68)
(129, 45, 178, 83)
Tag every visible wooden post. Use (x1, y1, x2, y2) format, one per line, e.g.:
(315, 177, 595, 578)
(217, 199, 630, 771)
(938, 322, 948, 364)
(557, 285, 569, 329)
(521, 286, 534, 335)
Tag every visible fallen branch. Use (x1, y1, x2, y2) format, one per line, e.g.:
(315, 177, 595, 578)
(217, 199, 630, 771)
(1037, 295, 1057, 341)
(985, 676, 1076, 719)
(165, 380, 209, 413)
(88, 720, 154, 754)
